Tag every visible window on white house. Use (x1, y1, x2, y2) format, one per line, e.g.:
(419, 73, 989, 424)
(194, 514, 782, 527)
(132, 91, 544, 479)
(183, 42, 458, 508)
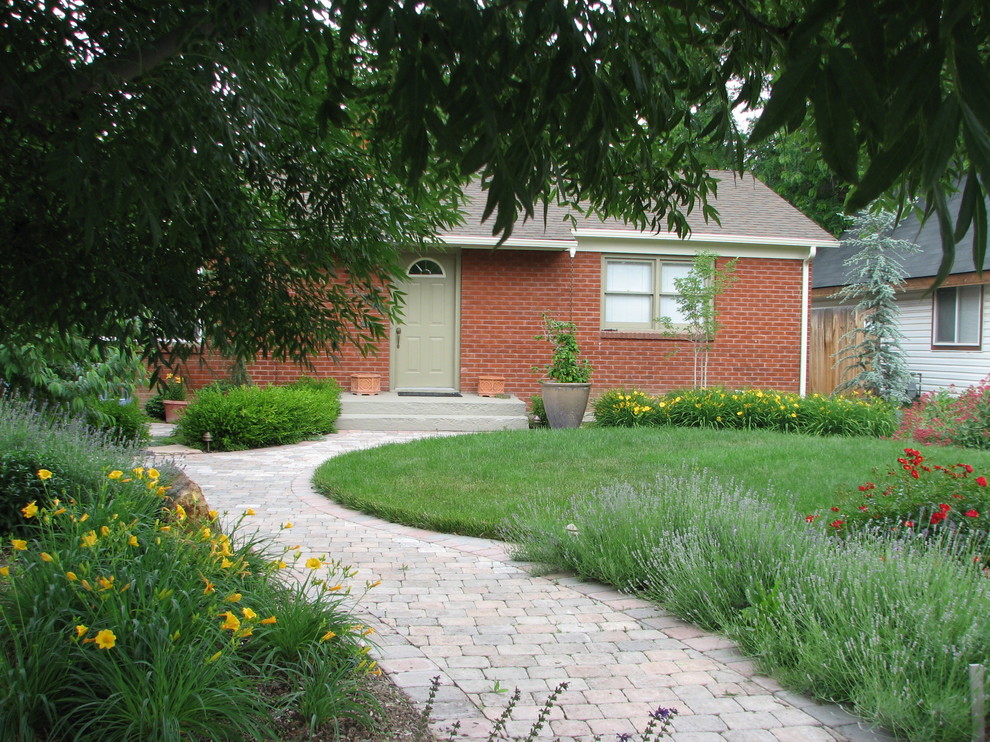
(933, 284, 983, 347)
(602, 258, 691, 330)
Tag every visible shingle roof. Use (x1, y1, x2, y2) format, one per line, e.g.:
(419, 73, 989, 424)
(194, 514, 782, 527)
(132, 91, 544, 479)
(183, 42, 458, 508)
(443, 170, 836, 245)
(813, 190, 990, 288)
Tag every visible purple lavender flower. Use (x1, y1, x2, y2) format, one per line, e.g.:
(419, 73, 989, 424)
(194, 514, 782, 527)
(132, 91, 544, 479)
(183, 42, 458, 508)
(650, 706, 677, 720)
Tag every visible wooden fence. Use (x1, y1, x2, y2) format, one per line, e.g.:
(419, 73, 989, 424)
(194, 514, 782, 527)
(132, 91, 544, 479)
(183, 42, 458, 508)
(809, 307, 864, 395)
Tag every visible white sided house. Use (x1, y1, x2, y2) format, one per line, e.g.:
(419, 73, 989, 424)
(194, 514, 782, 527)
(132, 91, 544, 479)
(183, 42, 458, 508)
(812, 193, 989, 395)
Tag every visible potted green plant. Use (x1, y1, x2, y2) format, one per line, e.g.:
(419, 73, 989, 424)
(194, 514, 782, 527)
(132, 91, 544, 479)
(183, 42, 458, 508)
(160, 372, 190, 423)
(533, 313, 592, 428)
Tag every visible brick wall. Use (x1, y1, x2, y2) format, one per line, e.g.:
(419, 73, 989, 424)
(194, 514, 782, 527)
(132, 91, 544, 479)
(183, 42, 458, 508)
(167, 249, 807, 399)
(460, 250, 807, 400)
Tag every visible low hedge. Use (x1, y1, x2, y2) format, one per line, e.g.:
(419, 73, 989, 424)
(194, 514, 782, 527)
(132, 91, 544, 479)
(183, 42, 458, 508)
(175, 379, 341, 451)
(593, 387, 896, 438)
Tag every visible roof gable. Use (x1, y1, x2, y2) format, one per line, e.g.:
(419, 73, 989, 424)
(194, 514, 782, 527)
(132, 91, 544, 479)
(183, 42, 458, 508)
(443, 171, 836, 247)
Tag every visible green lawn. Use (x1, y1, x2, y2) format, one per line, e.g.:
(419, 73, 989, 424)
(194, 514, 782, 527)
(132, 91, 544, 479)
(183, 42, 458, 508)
(312, 427, 990, 538)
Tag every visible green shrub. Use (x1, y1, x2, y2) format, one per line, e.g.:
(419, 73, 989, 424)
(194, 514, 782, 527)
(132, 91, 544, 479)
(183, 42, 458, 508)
(175, 382, 340, 451)
(0, 396, 142, 535)
(85, 399, 150, 445)
(593, 387, 896, 437)
(895, 376, 990, 450)
(813, 447, 990, 547)
(144, 393, 166, 420)
(528, 395, 548, 428)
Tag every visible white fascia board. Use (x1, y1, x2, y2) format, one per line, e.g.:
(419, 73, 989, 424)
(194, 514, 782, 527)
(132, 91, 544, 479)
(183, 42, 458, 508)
(573, 229, 836, 259)
(440, 235, 574, 251)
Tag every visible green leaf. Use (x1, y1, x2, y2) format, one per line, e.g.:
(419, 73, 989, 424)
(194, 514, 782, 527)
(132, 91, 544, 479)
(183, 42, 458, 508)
(973, 182, 987, 277)
(748, 49, 820, 146)
(844, 126, 919, 213)
(812, 65, 858, 183)
(931, 187, 957, 287)
(954, 169, 979, 242)
(921, 96, 961, 189)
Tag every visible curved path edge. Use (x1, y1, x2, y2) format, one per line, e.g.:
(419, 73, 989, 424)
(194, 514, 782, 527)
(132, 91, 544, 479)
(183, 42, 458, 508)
(152, 430, 901, 742)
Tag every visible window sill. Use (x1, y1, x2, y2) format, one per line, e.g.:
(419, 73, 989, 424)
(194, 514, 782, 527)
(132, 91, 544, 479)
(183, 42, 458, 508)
(599, 329, 686, 340)
(931, 343, 982, 351)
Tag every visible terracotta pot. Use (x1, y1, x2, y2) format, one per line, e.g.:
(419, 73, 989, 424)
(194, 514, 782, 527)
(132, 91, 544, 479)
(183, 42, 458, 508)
(539, 381, 591, 429)
(477, 375, 505, 397)
(350, 373, 382, 395)
(163, 400, 191, 423)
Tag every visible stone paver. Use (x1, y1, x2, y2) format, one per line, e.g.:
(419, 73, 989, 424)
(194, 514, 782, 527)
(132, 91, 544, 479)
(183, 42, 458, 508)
(151, 429, 901, 742)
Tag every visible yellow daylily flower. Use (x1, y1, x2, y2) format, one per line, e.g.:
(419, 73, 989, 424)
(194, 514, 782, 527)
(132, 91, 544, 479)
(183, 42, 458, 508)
(11, 539, 27, 551)
(220, 612, 241, 631)
(21, 501, 39, 518)
(224, 592, 242, 603)
(94, 629, 116, 649)
(80, 531, 97, 548)
(305, 557, 323, 569)
(65, 571, 78, 581)
(0, 566, 10, 577)
(128, 535, 139, 547)
(244, 508, 255, 516)
(147, 468, 160, 479)
(37, 469, 53, 481)
(242, 607, 257, 620)
(320, 630, 336, 642)
(261, 616, 277, 625)
(108, 470, 123, 480)
(40, 552, 53, 563)
(75, 624, 88, 638)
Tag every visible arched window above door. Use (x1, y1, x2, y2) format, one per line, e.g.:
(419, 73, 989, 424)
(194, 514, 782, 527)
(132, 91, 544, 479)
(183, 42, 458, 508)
(407, 258, 445, 277)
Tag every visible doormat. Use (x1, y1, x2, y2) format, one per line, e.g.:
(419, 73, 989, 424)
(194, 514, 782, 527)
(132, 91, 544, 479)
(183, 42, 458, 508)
(397, 391, 462, 397)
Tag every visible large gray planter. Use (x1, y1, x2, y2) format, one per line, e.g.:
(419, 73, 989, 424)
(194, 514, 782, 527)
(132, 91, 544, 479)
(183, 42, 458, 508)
(539, 381, 591, 429)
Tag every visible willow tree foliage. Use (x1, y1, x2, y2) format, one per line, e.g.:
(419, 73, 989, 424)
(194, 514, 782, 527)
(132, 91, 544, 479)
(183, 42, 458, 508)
(834, 211, 920, 404)
(2, 1, 988, 369)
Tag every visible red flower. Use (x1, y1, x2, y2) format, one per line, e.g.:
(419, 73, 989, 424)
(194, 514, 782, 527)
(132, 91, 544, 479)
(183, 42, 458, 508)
(930, 512, 946, 525)
(939, 503, 951, 512)
(858, 505, 869, 512)
(965, 510, 980, 518)
(977, 476, 988, 487)
(904, 521, 915, 528)
(805, 514, 819, 523)
(858, 482, 876, 491)
(830, 506, 840, 512)
(910, 470, 920, 479)
(961, 464, 974, 474)
(952, 494, 964, 499)
(830, 520, 845, 528)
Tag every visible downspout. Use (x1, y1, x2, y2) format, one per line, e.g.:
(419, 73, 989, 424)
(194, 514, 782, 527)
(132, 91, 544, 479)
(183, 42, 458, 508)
(800, 246, 816, 396)
(568, 243, 576, 320)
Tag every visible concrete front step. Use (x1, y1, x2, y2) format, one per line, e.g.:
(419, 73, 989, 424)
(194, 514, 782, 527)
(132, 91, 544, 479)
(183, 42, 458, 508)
(337, 392, 528, 432)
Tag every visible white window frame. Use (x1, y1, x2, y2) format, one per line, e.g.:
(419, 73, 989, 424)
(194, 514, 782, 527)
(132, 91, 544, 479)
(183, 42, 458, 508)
(601, 256, 691, 331)
(932, 284, 984, 348)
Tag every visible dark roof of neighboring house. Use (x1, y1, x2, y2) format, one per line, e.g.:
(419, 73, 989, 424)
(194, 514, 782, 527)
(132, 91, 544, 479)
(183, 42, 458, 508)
(443, 170, 836, 245)
(813, 190, 990, 289)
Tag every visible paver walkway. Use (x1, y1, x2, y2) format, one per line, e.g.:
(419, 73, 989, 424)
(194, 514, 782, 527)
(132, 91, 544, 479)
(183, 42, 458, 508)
(152, 429, 899, 742)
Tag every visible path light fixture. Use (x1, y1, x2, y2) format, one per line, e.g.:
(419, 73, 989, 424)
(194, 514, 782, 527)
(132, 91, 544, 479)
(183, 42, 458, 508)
(202, 431, 212, 453)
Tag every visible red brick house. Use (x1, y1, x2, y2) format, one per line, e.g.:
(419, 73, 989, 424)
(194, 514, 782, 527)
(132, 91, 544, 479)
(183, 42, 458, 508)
(182, 171, 837, 399)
